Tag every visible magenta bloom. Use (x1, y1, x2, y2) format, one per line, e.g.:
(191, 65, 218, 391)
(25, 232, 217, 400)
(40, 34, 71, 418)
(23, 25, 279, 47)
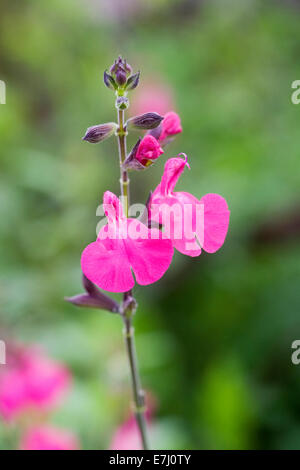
(150, 155, 230, 257)
(110, 415, 148, 451)
(81, 191, 173, 293)
(159, 111, 182, 144)
(136, 135, 164, 167)
(0, 346, 71, 421)
(131, 81, 174, 116)
(21, 426, 79, 451)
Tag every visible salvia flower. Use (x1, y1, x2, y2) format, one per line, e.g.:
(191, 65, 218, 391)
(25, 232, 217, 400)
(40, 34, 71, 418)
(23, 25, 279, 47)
(150, 155, 230, 257)
(136, 135, 164, 166)
(0, 345, 70, 420)
(21, 426, 79, 451)
(81, 191, 173, 293)
(123, 135, 164, 171)
(158, 111, 182, 145)
(131, 81, 174, 115)
(110, 415, 150, 451)
(110, 394, 154, 450)
(82, 122, 117, 144)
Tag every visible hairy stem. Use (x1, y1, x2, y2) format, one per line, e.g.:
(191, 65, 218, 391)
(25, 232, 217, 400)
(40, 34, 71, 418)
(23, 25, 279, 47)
(123, 313, 149, 450)
(116, 103, 150, 450)
(117, 108, 129, 216)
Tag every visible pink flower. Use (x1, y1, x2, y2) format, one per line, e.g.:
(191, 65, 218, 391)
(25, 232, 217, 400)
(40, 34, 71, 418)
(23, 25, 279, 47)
(150, 155, 230, 257)
(158, 112, 182, 144)
(110, 415, 146, 450)
(131, 81, 174, 116)
(0, 368, 27, 421)
(81, 191, 173, 293)
(21, 425, 79, 450)
(23, 349, 71, 410)
(136, 135, 164, 167)
(0, 346, 71, 421)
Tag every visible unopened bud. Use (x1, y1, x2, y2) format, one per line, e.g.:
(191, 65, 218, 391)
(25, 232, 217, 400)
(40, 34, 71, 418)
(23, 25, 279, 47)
(104, 70, 117, 90)
(123, 135, 164, 171)
(125, 72, 140, 91)
(109, 56, 133, 89)
(82, 122, 117, 144)
(116, 68, 127, 86)
(65, 274, 120, 313)
(127, 112, 163, 130)
(123, 138, 145, 171)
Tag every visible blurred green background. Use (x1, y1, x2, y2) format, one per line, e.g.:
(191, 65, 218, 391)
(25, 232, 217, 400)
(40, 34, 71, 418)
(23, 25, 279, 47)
(1, 0, 300, 449)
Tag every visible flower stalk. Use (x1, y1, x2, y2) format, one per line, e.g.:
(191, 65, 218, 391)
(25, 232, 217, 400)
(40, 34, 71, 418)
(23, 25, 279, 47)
(115, 88, 150, 450)
(77, 55, 230, 451)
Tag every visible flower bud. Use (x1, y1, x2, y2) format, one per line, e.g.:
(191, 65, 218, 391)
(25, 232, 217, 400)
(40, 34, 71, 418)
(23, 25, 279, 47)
(103, 70, 117, 90)
(123, 135, 164, 170)
(65, 274, 120, 313)
(158, 111, 182, 145)
(136, 135, 163, 165)
(126, 112, 163, 130)
(147, 124, 162, 140)
(115, 68, 127, 86)
(125, 72, 140, 91)
(82, 122, 117, 144)
(123, 139, 144, 171)
(109, 56, 134, 89)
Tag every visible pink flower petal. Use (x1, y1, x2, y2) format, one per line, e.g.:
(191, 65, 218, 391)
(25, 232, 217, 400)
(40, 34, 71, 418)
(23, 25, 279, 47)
(136, 135, 164, 166)
(151, 191, 202, 257)
(81, 230, 135, 293)
(150, 158, 230, 257)
(159, 111, 182, 142)
(110, 416, 144, 450)
(0, 369, 27, 420)
(21, 426, 79, 451)
(103, 191, 124, 223)
(23, 352, 70, 409)
(81, 217, 173, 293)
(160, 156, 189, 195)
(126, 219, 173, 285)
(200, 193, 230, 253)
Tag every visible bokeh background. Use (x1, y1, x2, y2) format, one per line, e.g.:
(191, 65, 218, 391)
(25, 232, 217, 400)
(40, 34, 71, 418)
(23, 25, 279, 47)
(0, 0, 300, 449)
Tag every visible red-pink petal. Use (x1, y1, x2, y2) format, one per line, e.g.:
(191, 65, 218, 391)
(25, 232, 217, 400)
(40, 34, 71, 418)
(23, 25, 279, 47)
(160, 156, 189, 195)
(81, 220, 173, 293)
(151, 191, 202, 257)
(24, 353, 70, 410)
(159, 111, 182, 142)
(103, 191, 124, 223)
(136, 135, 163, 165)
(0, 369, 27, 420)
(21, 426, 79, 451)
(125, 219, 173, 286)
(81, 228, 135, 293)
(200, 193, 230, 253)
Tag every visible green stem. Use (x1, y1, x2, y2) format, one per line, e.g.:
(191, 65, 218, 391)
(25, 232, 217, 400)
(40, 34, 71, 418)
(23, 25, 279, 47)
(117, 108, 129, 216)
(123, 313, 149, 450)
(116, 103, 150, 450)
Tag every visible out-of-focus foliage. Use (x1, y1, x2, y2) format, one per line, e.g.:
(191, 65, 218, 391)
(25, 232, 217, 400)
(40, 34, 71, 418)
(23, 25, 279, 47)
(0, 0, 300, 449)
